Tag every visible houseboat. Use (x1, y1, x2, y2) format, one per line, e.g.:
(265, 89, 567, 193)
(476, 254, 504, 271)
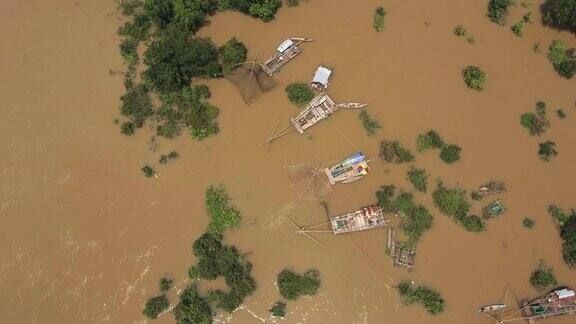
(324, 152, 369, 185)
(262, 38, 311, 76)
(522, 288, 576, 322)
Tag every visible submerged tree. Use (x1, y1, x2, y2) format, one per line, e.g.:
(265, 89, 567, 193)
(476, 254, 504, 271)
(397, 281, 445, 315)
(541, 0, 576, 33)
(530, 261, 557, 291)
(373, 6, 386, 32)
(269, 301, 287, 317)
(538, 140, 558, 161)
(487, 0, 514, 25)
(285, 82, 314, 107)
(219, 37, 248, 74)
(433, 182, 485, 232)
(277, 269, 321, 300)
(143, 295, 170, 319)
(462, 65, 486, 90)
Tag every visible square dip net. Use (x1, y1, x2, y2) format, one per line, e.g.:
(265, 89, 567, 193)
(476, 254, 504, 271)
(225, 61, 278, 105)
(284, 160, 333, 202)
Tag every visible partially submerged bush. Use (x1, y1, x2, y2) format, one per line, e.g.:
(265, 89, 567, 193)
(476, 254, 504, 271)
(523, 217, 535, 229)
(407, 167, 428, 193)
(397, 281, 445, 315)
(205, 185, 241, 234)
(439, 144, 462, 164)
(159, 276, 174, 293)
(433, 182, 485, 232)
(453, 24, 467, 36)
(141, 165, 155, 178)
(462, 66, 486, 90)
(416, 130, 444, 152)
(547, 40, 576, 79)
(249, 0, 283, 22)
(511, 20, 525, 36)
(143, 295, 170, 319)
(541, 0, 576, 33)
(219, 37, 248, 74)
(530, 261, 557, 291)
(488, 0, 514, 25)
(159, 151, 179, 164)
(379, 140, 414, 164)
(520, 101, 550, 135)
(359, 109, 381, 136)
(277, 269, 321, 300)
(376, 186, 433, 247)
(285, 82, 314, 107)
(538, 140, 558, 161)
(373, 6, 387, 32)
(173, 284, 213, 324)
(269, 301, 287, 317)
(556, 109, 567, 118)
(286, 0, 300, 7)
(120, 83, 154, 131)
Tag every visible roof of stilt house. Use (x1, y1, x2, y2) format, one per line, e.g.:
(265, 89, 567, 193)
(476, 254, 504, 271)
(312, 66, 332, 87)
(277, 39, 294, 53)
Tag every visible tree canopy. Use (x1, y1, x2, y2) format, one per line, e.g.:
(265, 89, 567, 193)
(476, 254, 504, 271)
(277, 269, 321, 300)
(541, 0, 576, 33)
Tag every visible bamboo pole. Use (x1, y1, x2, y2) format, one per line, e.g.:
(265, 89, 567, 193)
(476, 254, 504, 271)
(336, 128, 361, 152)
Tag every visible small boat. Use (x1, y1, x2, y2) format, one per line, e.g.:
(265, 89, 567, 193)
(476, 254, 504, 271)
(478, 304, 506, 313)
(324, 152, 369, 185)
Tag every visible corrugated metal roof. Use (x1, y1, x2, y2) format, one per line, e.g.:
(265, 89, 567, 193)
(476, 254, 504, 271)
(312, 66, 332, 86)
(277, 39, 294, 53)
(555, 289, 575, 299)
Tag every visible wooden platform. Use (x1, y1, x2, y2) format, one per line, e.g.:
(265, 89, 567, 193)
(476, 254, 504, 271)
(262, 43, 301, 76)
(521, 289, 576, 323)
(290, 93, 337, 134)
(330, 205, 387, 235)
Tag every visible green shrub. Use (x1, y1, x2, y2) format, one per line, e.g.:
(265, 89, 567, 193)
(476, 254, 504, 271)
(269, 301, 287, 317)
(187, 266, 199, 279)
(143, 295, 170, 319)
(433, 182, 485, 232)
(141, 165, 155, 178)
(173, 284, 213, 324)
(219, 37, 248, 74)
(488, 0, 514, 25)
(538, 140, 558, 161)
(523, 217, 535, 228)
(511, 20, 525, 36)
(462, 66, 486, 90)
(547, 40, 576, 79)
(416, 130, 444, 152)
(120, 83, 154, 130)
(541, 0, 576, 33)
(407, 167, 428, 193)
(467, 36, 476, 44)
(277, 269, 321, 300)
(397, 281, 445, 315)
(439, 144, 461, 164)
(285, 82, 314, 107)
(286, 0, 300, 7)
(549, 204, 570, 225)
(159, 151, 179, 164)
(530, 261, 557, 291)
(560, 211, 576, 266)
(159, 277, 174, 293)
(249, 0, 283, 22)
(379, 140, 414, 164)
(359, 109, 381, 136)
(556, 108, 567, 118)
(205, 185, 241, 234)
(373, 6, 387, 32)
(453, 24, 467, 36)
(121, 121, 135, 135)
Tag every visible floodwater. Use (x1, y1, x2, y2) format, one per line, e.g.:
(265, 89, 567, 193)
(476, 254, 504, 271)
(1, 0, 575, 323)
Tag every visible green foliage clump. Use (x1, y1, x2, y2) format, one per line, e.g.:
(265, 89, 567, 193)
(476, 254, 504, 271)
(439, 144, 462, 164)
(359, 109, 381, 136)
(556, 108, 567, 118)
(462, 65, 486, 90)
(249, 0, 283, 22)
(397, 281, 445, 315)
(119, 37, 139, 67)
(520, 101, 550, 136)
(143, 295, 170, 319)
(286, 0, 300, 7)
(523, 217, 535, 229)
(541, 0, 576, 33)
(407, 167, 428, 193)
(416, 130, 444, 152)
(191, 232, 257, 312)
(530, 261, 557, 291)
(523, 11, 533, 23)
(159, 276, 174, 293)
(538, 140, 558, 161)
(173, 284, 213, 324)
(560, 211, 576, 267)
(433, 182, 485, 232)
(379, 140, 414, 164)
(141, 165, 155, 178)
(277, 269, 321, 300)
(144, 26, 221, 93)
(373, 6, 386, 32)
(159, 151, 179, 164)
(453, 24, 467, 36)
(547, 40, 576, 79)
(120, 83, 154, 133)
(487, 0, 514, 25)
(205, 185, 241, 234)
(511, 20, 525, 36)
(376, 186, 433, 247)
(285, 82, 314, 107)
(219, 37, 248, 74)
(269, 301, 287, 317)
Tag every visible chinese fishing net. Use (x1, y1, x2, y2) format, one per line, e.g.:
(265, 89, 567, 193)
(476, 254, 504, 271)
(225, 61, 278, 105)
(284, 160, 333, 202)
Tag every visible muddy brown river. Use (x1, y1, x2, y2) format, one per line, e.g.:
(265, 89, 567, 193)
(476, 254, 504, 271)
(1, 0, 575, 323)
